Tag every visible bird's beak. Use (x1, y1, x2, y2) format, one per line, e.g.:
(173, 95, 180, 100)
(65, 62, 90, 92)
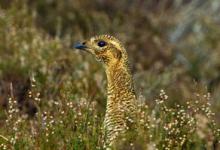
(74, 42, 87, 50)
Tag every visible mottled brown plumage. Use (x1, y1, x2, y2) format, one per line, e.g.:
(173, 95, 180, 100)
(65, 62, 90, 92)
(75, 35, 137, 147)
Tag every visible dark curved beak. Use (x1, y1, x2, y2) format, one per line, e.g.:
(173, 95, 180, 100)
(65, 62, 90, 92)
(74, 42, 87, 50)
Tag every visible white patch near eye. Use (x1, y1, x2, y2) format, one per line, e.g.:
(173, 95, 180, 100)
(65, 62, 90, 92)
(110, 40, 122, 50)
(91, 35, 124, 51)
(90, 37, 101, 49)
(90, 37, 95, 42)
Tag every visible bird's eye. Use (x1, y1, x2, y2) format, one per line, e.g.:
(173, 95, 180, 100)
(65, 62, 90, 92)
(97, 41, 106, 47)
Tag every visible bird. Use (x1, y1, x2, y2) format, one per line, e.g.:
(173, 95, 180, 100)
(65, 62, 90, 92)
(74, 35, 137, 148)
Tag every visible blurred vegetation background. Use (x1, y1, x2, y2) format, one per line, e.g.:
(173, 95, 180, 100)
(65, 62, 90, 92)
(0, 0, 220, 149)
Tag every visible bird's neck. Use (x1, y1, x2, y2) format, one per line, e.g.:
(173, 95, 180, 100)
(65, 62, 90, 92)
(105, 62, 135, 103)
(104, 61, 137, 146)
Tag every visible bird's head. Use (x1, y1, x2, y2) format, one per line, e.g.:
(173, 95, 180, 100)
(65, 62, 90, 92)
(74, 35, 128, 67)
